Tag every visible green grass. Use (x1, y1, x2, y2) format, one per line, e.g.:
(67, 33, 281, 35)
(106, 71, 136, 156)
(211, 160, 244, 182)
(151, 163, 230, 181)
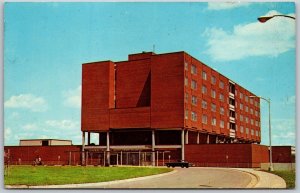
(4, 165, 172, 186)
(269, 170, 296, 189)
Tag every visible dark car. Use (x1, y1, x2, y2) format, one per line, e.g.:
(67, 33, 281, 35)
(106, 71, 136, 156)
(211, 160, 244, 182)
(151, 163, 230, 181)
(165, 160, 192, 168)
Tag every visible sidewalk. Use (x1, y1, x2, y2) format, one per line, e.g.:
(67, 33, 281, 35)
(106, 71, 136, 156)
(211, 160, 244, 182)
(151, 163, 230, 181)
(237, 168, 286, 188)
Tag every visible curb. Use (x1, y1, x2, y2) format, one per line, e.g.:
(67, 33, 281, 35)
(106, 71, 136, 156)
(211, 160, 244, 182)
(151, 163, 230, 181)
(232, 169, 260, 188)
(6, 169, 177, 189)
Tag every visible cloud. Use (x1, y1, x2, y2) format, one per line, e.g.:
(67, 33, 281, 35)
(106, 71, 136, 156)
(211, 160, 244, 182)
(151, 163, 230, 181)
(204, 10, 295, 61)
(46, 119, 79, 130)
(23, 124, 38, 131)
(5, 128, 12, 139)
(63, 85, 81, 108)
(207, 2, 251, 10)
(4, 94, 48, 112)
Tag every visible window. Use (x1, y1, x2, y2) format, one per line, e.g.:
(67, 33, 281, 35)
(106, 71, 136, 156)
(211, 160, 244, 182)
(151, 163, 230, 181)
(250, 108, 253, 114)
(211, 117, 217, 126)
(246, 128, 249, 134)
(211, 76, 216, 84)
(245, 106, 248, 112)
(255, 111, 258, 117)
(240, 103, 243, 110)
(219, 94, 224, 102)
(255, 101, 258, 107)
(191, 95, 197, 105)
(219, 81, 224, 89)
(250, 98, 253, 104)
(256, 130, 259, 136)
(202, 115, 207, 124)
(191, 80, 197, 90)
(185, 62, 188, 70)
(245, 117, 249, 123)
(220, 107, 225, 115)
(240, 92, 243, 99)
(185, 77, 188, 86)
(185, 109, 189, 119)
(191, 65, 197, 74)
(211, 103, 216, 112)
(251, 119, 254, 125)
(185, 93, 188, 103)
(240, 115, 243, 122)
(255, 121, 259, 127)
(245, 96, 249, 102)
(202, 71, 207, 80)
(220, 120, 224, 128)
(202, 85, 207, 94)
(211, 90, 216, 98)
(191, 111, 197, 121)
(202, 100, 207, 109)
(251, 129, 254, 136)
(240, 126, 244, 133)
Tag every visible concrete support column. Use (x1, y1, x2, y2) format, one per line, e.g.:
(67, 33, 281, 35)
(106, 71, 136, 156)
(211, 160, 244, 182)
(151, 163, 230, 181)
(216, 136, 219, 144)
(120, 151, 123, 165)
(152, 130, 155, 166)
(207, 134, 210, 144)
(88, 132, 91, 145)
(81, 131, 85, 165)
(185, 130, 189, 144)
(106, 131, 110, 166)
(181, 129, 185, 160)
(197, 132, 200, 144)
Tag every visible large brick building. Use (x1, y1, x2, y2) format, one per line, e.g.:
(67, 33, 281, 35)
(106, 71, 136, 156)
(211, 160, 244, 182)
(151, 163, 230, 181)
(81, 51, 261, 165)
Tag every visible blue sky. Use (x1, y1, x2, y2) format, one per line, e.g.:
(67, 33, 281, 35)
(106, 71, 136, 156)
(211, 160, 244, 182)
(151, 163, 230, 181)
(4, 2, 296, 146)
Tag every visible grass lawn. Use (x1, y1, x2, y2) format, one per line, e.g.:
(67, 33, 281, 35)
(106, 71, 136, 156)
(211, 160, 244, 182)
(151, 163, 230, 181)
(4, 165, 172, 186)
(268, 170, 296, 189)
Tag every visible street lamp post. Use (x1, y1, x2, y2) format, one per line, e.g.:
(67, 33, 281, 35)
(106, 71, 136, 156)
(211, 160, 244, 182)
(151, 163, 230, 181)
(249, 96, 274, 171)
(258, 14, 296, 23)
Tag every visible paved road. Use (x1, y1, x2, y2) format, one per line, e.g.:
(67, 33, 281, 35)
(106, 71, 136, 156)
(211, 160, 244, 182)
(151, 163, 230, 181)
(87, 167, 254, 188)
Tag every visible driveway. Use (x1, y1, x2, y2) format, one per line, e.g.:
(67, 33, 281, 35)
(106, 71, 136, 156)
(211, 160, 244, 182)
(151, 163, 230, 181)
(84, 167, 254, 188)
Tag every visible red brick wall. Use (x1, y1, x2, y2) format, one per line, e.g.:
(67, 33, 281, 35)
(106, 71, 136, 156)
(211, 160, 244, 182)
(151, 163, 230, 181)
(81, 61, 115, 131)
(4, 146, 81, 165)
(185, 144, 268, 168)
(151, 52, 185, 128)
(272, 146, 293, 163)
(115, 59, 151, 108)
(109, 107, 150, 128)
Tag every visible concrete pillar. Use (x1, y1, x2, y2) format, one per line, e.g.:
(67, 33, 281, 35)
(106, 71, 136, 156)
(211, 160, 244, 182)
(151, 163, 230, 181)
(197, 132, 200, 144)
(120, 151, 123, 165)
(216, 135, 219, 144)
(88, 132, 91, 145)
(106, 131, 110, 166)
(181, 129, 185, 160)
(98, 133, 101, 146)
(152, 130, 155, 166)
(185, 130, 189, 144)
(81, 131, 85, 165)
(207, 134, 210, 144)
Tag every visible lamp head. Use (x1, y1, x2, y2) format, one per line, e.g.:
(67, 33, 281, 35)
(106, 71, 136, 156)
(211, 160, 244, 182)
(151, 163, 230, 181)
(258, 16, 273, 23)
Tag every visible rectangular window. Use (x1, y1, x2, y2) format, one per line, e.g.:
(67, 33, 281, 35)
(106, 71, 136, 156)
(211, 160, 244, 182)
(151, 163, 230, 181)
(220, 107, 225, 115)
(251, 119, 254, 125)
(251, 129, 254, 135)
(211, 117, 216, 126)
(220, 120, 224, 128)
(255, 111, 258, 117)
(245, 96, 249, 102)
(191, 65, 197, 74)
(191, 95, 197, 105)
(191, 111, 197, 121)
(245, 106, 248, 112)
(219, 81, 224, 89)
(250, 108, 253, 114)
(185, 109, 189, 120)
(191, 80, 197, 90)
(255, 121, 259, 127)
(211, 103, 216, 112)
(202, 100, 207, 109)
(240, 92, 243, 99)
(202, 85, 207, 94)
(240, 103, 243, 110)
(250, 98, 253, 104)
(240, 126, 244, 133)
(256, 130, 259, 136)
(185, 77, 188, 86)
(185, 62, 188, 71)
(202, 115, 207, 124)
(246, 128, 249, 134)
(240, 115, 243, 122)
(245, 117, 249, 123)
(211, 90, 216, 98)
(202, 71, 207, 80)
(211, 76, 216, 84)
(219, 93, 224, 102)
(185, 93, 188, 103)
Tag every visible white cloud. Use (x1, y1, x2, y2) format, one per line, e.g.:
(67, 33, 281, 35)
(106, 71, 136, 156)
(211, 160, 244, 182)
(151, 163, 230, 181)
(5, 128, 12, 139)
(23, 124, 38, 131)
(63, 85, 81, 108)
(5, 94, 48, 112)
(204, 10, 295, 61)
(207, 2, 250, 10)
(46, 119, 79, 130)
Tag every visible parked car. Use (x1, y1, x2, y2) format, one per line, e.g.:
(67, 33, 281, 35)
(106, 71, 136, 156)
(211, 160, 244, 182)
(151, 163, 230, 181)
(165, 160, 192, 168)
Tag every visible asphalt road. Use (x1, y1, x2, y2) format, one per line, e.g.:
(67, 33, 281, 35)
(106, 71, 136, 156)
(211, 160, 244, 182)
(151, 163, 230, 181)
(90, 167, 253, 188)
